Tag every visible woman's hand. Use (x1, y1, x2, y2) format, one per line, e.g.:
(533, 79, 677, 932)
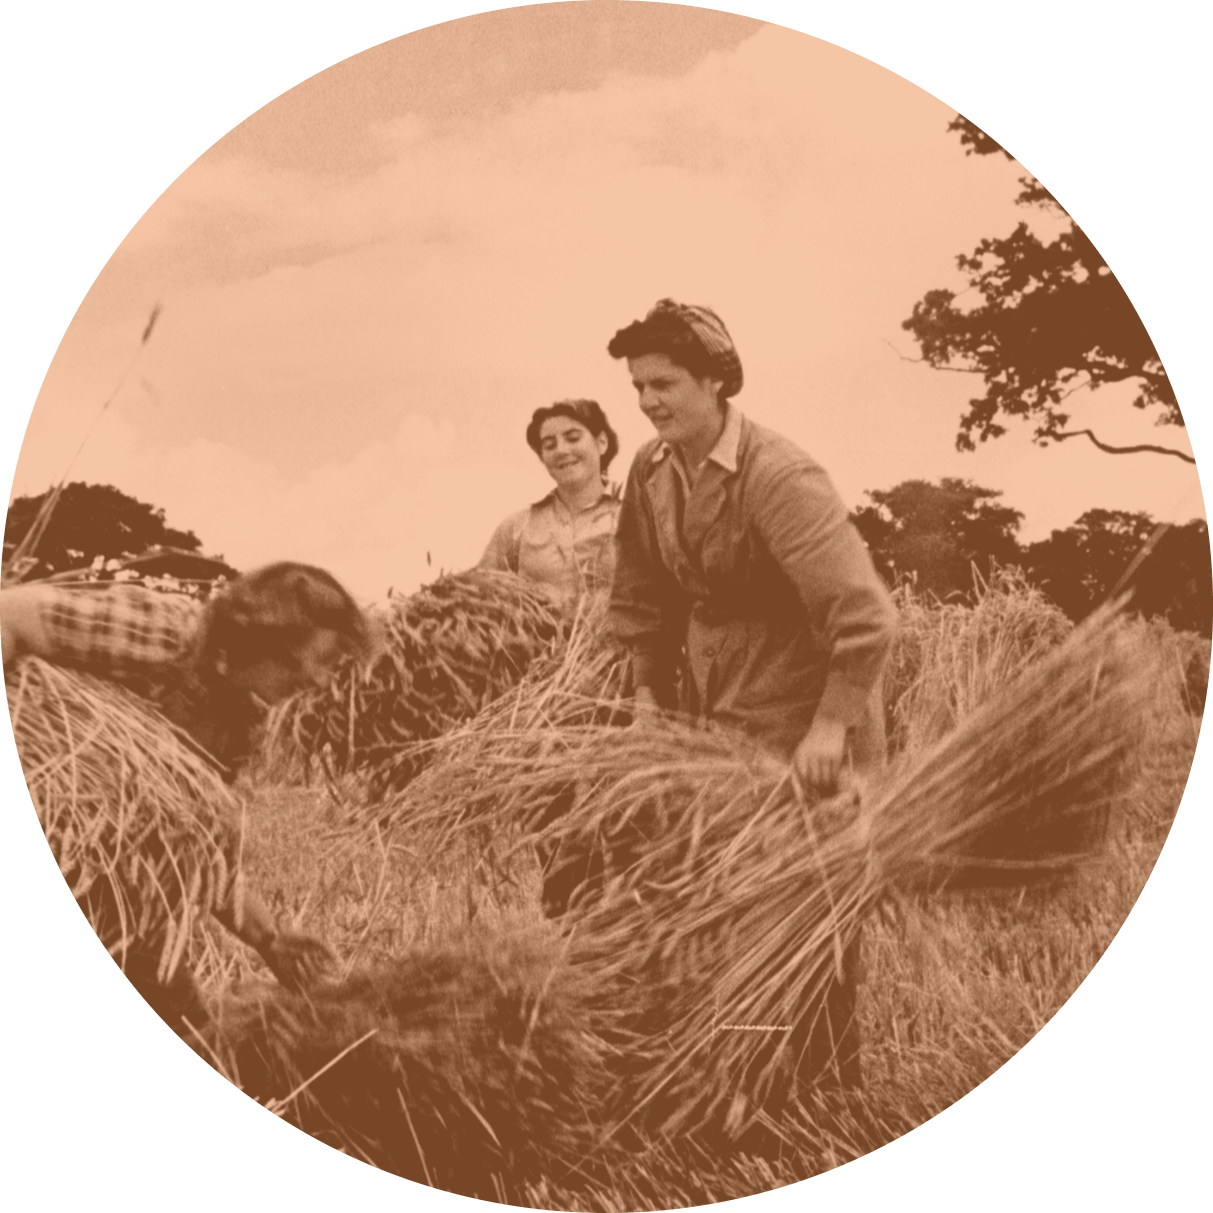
(220, 886, 335, 990)
(261, 932, 336, 991)
(792, 716, 849, 794)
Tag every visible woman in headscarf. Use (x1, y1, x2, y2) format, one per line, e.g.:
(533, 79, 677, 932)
(479, 398, 622, 612)
(605, 298, 898, 1096)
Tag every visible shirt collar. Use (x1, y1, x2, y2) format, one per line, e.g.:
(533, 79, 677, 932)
(649, 403, 743, 474)
(706, 403, 743, 473)
(532, 481, 620, 511)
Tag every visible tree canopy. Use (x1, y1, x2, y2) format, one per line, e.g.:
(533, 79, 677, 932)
(902, 117, 1188, 463)
(1024, 511, 1211, 634)
(850, 477, 1023, 603)
(853, 476, 1211, 636)
(3, 482, 226, 581)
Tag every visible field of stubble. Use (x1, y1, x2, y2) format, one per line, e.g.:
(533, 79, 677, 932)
(190, 583, 1205, 1209)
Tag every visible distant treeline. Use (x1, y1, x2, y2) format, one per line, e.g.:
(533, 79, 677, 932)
(851, 478, 1211, 636)
(6, 478, 1208, 636)
(4, 482, 238, 589)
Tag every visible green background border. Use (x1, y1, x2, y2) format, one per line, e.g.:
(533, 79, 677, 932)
(2, 2, 1203, 1203)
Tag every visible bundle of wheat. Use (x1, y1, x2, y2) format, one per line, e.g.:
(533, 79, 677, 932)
(335, 591, 629, 832)
(7, 656, 241, 993)
(1166, 624, 1210, 716)
(263, 570, 572, 794)
(389, 606, 1156, 1140)
(884, 568, 1073, 753)
(502, 586, 631, 715)
(207, 921, 614, 1199)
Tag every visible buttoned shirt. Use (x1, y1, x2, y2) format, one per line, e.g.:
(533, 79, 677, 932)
(609, 406, 897, 760)
(479, 484, 622, 609)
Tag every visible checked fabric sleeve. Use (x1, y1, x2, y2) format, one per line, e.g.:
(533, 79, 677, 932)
(37, 583, 202, 681)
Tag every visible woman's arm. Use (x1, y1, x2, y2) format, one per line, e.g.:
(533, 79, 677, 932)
(751, 452, 898, 787)
(1, 585, 53, 667)
(477, 511, 524, 573)
(213, 883, 334, 990)
(756, 459, 897, 721)
(607, 456, 685, 709)
(1, 582, 197, 676)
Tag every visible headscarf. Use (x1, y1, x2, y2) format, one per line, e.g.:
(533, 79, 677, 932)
(646, 298, 744, 399)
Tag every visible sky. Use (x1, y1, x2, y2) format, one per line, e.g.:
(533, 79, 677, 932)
(10, 3, 1204, 603)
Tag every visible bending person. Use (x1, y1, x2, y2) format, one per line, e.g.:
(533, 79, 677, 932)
(479, 398, 622, 611)
(2, 562, 382, 1028)
(605, 298, 898, 1096)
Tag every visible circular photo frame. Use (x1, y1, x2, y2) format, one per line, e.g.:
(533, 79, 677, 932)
(3, 4, 1207, 1210)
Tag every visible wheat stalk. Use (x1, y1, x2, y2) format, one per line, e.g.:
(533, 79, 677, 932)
(383, 605, 1156, 1138)
(8, 655, 239, 982)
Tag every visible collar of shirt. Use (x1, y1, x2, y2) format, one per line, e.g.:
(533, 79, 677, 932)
(653, 404, 744, 493)
(531, 481, 622, 514)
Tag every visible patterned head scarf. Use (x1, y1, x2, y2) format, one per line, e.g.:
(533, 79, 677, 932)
(647, 298, 744, 399)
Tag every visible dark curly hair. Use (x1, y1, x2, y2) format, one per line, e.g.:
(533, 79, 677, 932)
(607, 300, 743, 410)
(152, 562, 382, 775)
(525, 399, 619, 474)
(606, 313, 720, 383)
(196, 562, 381, 685)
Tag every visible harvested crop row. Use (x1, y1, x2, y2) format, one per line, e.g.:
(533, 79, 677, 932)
(7, 572, 1176, 1195)
(206, 922, 614, 1201)
(8, 655, 242, 986)
(884, 568, 1074, 752)
(385, 605, 1158, 1140)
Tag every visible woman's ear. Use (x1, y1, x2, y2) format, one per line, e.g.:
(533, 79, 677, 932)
(595, 431, 609, 458)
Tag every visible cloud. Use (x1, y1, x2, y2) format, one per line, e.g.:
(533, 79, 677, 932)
(76, 26, 1009, 307)
(15, 393, 508, 601)
(18, 21, 1203, 599)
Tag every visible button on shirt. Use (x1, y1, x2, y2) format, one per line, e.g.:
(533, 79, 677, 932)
(479, 484, 623, 609)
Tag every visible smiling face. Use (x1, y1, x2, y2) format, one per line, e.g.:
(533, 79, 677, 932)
(537, 416, 607, 490)
(627, 352, 724, 463)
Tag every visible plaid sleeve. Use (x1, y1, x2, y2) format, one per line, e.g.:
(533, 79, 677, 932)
(38, 585, 202, 679)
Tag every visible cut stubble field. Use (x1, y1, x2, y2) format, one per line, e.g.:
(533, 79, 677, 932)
(187, 576, 1205, 1209)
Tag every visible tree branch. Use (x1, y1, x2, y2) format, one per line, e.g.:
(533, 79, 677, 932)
(1054, 375, 1093, 404)
(1054, 429, 1196, 463)
(881, 339, 979, 373)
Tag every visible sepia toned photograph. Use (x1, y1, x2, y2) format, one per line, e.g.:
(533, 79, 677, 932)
(3, 3, 1208, 1209)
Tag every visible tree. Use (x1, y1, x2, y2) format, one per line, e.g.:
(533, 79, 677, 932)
(1023, 510, 1211, 635)
(1022, 508, 1156, 621)
(1135, 520, 1212, 636)
(851, 478, 1023, 602)
(902, 117, 1189, 464)
(4, 482, 208, 579)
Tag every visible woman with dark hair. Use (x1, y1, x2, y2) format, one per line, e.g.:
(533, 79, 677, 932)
(606, 297, 898, 1100)
(2, 561, 382, 775)
(2, 562, 382, 1026)
(479, 398, 622, 609)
